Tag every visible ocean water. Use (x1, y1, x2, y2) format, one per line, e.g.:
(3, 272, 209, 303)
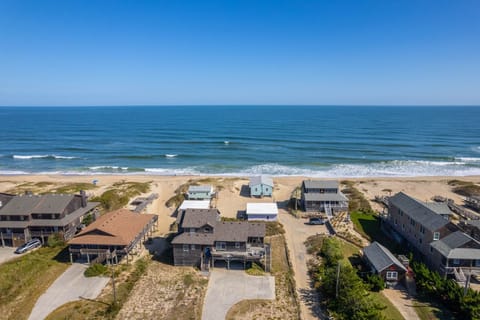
(0, 106, 479, 177)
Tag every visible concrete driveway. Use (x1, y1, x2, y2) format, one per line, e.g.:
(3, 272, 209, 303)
(0, 247, 17, 265)
(202, 269, 275, 320)
(28, 264, 110, 320)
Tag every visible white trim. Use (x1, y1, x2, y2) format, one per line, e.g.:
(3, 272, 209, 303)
(386, 271, 398, 280)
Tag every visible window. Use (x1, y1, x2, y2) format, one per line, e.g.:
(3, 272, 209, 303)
(190, 228, 196, 234)
(216, 242, 226, 251)
(394, 218, 398, 225)
(386, 271, 398, 280)
(433, 232, 440, 241)
(191, 244, 196, 250)
(430, 246, 434, 253)
(453, 259, 460, 265)
(420, 225, 425, 234)
(204, 227, 211, 233)
(399, 210, 403, 216)
(475, 260, 480, 267)
(235, 242, 240, 249)
(419, 238, 422, 244)
(183, 244, 189, 252)
(410, 219, 416, 226)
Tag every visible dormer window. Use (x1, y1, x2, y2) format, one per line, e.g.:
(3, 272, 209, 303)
(204, 227, 211, 233)
(433, 232, 440, 241)
(189, 228, 196, 234)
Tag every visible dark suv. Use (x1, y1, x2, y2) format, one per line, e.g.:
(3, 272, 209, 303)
(308, 217, 325, 225)
(14, 238, 42, 254)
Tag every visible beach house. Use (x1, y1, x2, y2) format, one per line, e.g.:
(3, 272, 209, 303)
(362, 241, 407, 286)
(172, 208, 266, 269)
(187, 185, 214, 200)
(249, 176, 273, 197)
(300, 180, 349, 213)
(246, 203, 278, 221)
(0, 191, 99, 247)
(387, 192, 480, 279)
(68, 209, 158, 264)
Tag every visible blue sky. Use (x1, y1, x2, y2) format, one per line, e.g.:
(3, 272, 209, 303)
(0, 0, 479, 106)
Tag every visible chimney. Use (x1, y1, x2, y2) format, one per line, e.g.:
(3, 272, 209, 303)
(80, 190, 87, 208)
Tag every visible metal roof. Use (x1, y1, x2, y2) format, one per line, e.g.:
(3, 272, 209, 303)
(246, 203, 278, 215)
(303, 192, 348, 202)
(249, 176, 273, 187)
(303, 180, 339, 190)
(363, 241, 407, 273)
(188, 185, 213, 193)
(179, 200, 210, 211)
(430, 231, 480, 259)
(389, 192, 450, 231)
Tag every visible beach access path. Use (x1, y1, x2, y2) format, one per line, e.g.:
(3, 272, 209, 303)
(279, 209, 328, 320)
(28, 264, 110, 320)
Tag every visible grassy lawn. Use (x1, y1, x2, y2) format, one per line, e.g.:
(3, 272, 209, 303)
(0, 246, 70, 320)
(371, 292, 405, 320)
(350, 211, 404, 253)
(412, 299, 457, 320)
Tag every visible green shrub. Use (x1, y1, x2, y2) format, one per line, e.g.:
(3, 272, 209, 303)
(84, 264, 108, 277)
(366, 274, 385, 292)
(266, 221, 285, 236)
(47, 233, 66, 248)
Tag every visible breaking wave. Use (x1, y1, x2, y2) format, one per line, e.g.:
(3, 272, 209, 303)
(13, 154, 78, 160)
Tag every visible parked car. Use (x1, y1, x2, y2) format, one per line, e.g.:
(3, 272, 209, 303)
(308, 217, 325, 225)
(14, 238, 42, 254)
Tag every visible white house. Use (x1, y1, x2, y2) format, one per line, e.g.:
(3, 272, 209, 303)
(246, 203, 278, 221)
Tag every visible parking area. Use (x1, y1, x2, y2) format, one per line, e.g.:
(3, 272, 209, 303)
(0, 247, 17, 265)
(202, 269, 275, 320)
(28, 264, 110, 320)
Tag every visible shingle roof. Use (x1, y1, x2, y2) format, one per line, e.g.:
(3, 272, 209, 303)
(0, 193, 14, 207)
(29, 202, 98, 227)
(215, 222, 249, 242)
(430, 231, 480, 259)
(0, 194, 84, 216)
(180, 209, 219, 228)
(363, 241, 407, 273)
(389, 192, 450, 231)
(466, 220, 480, 229)
(423, 202, 453, 216)
(69, 209, 157, 246)
(0, 195, 43, 215)
(32, 194, 75, 214)
(249, 176, 273, 187)
(303, 193, 348, 202)
(171, 232, 216, 245)
(303, 180, 339, 190)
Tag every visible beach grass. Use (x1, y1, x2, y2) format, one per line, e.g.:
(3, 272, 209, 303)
(91, 181, 151, 211)
(6, 181, 96, 195)
(341, 180, 373, 212)
(448, 179, 480, 197)
(0, 246, 70, 320)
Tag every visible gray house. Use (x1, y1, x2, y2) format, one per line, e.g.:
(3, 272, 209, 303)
(301, 180, 349, 213)
(0, 191, 99, 247)
(363, 241, 407, 286)
(172, 208, 266, 269)
(387, 192, 458, 258)
(430, 231, 480, 278)
(187, 185, 214, 200)
(249, 176, 273, 197)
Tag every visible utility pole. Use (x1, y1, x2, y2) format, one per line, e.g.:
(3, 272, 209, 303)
(112, 267, 117, 304)
(336, 263, 341, 298)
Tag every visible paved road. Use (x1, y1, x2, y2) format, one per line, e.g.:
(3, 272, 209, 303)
(279, 210, 328, 320)
(202, 269, 275, 320)
(0, 247, 17, 265)
(28, 264, 110, 320)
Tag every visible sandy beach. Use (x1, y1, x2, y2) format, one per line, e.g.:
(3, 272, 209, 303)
(1, 174, 480, 235)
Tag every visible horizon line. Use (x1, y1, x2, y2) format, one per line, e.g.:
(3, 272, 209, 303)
(1, 104, 480, 108)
